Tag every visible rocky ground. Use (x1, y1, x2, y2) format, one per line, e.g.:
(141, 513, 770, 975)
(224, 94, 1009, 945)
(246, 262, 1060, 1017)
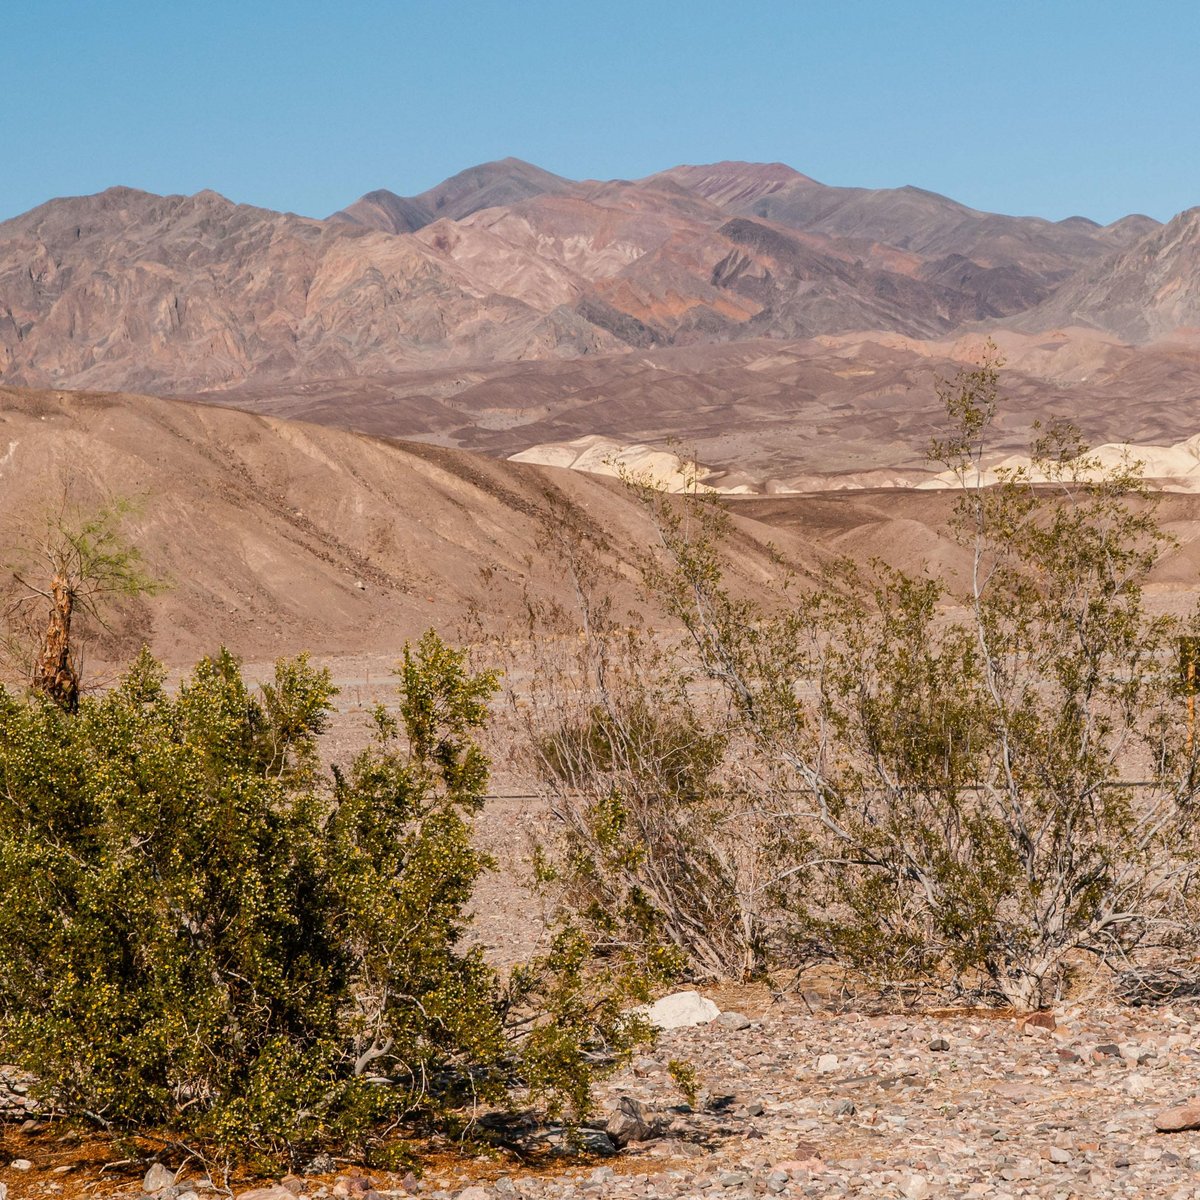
(6, 988, 1200, 1200)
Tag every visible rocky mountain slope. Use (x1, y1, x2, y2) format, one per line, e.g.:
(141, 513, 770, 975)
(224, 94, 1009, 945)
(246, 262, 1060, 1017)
(0, 158, 1187, 401)
(1014, 206, 1200, 340)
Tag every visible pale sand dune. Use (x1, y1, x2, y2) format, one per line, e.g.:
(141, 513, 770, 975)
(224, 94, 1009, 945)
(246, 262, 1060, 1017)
(916, 432, 1200, 491)
(508, 427, 1200, 497)
(508, 434, 794, 494)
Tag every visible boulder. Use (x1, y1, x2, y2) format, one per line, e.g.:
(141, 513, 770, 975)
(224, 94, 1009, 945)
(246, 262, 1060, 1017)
(1156, 1103, 1200, 1133)
(143, 1164, 176, 1193)
(713, 1011, 751, 1030)
(641, 990, 719, 1029)
(605, 1096, 665, 1146)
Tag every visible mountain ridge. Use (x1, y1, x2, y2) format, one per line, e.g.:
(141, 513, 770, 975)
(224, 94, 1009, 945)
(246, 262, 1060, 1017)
(0, 158, 1190, 402)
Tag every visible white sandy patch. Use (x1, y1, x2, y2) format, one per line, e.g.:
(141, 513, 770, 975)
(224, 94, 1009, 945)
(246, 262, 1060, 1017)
(509, 434, 796, 495)
(916, 432, 1200, 491)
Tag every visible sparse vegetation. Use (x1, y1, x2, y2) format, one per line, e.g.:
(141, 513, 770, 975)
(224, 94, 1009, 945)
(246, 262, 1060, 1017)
(520, 350, 1200, 1009)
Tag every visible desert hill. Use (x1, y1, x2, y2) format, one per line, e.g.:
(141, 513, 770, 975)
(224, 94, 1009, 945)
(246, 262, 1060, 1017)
(0, 384, 829, 668)
(0, 158, 1188, 404)
(4, 386, 1200, 677)
(201, 330, 1200, 490)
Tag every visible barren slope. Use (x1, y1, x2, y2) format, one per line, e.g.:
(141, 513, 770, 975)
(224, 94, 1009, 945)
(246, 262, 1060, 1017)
(1014, 207, 1200, 341)
(204, 332, 1200, 488)
(0, 385, 831, 668)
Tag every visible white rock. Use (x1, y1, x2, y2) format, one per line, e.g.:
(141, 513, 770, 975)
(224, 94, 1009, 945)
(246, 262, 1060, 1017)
(9, 1160, 31, 1172)
(1126, 1072, 1151, 1097)
(640, 990, 720, 1030)
(902, 1175, 930, 1199)
(143, 1162, 175, 1192)
(816, 1053, 839, 1074)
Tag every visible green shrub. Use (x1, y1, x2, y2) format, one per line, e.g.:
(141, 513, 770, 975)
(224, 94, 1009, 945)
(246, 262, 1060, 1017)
(0, 631, 647, 1165)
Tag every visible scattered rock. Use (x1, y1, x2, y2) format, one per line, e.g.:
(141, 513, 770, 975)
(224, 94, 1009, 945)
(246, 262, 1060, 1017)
(713, 1011, 751, 1030)
(8, 1160, 31, 1172)
(901, 1174, 930, 1199)
(1021, 1010, 1057, 1034)
(816, 1053, 839, 1074)
(605, 1095, 664, 1145)
(1156, 1103, 1200, 1132)
(331, 1178, 375, 1198)
(238, 1188, 301, 1200)
(928, 1037, 950, 1051)
(641, 990, 720, 1029)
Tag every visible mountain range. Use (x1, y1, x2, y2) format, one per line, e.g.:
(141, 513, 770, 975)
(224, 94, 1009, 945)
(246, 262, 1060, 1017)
(1, 157, 1192, 398)
(2, 157, 1198, 490)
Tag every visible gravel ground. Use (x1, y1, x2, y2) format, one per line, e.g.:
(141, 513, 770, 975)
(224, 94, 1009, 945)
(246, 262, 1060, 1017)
(8, 991, 1200, 1199)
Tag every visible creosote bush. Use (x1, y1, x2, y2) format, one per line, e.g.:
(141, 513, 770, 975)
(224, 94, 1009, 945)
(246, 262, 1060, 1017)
(520, 350, 1200, 1009)
(0, 631, 649, 1166)
(506, 509, 801, 985)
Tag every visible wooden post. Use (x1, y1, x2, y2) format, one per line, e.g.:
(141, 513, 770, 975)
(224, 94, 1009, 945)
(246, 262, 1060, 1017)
(1180, 638, 1200, 756)
(1190, 659, 1196, 754)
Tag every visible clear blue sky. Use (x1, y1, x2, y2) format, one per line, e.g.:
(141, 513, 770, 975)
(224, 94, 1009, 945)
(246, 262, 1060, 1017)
(4, 0, 1196, 225)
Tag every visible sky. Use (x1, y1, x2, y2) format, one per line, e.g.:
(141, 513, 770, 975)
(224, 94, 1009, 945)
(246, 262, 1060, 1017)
(3, 0, 1197, 225)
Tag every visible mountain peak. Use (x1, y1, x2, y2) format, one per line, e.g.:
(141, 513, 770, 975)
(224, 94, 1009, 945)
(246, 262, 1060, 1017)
(646, 160, 817, 209)
(331, 157, 573, 234)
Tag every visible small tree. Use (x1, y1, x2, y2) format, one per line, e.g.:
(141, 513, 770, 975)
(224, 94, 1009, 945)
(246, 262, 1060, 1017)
(4, 497, 161, 711)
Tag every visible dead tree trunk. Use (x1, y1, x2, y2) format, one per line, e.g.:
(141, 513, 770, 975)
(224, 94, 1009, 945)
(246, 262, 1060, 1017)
(35, 574, 79, 713)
